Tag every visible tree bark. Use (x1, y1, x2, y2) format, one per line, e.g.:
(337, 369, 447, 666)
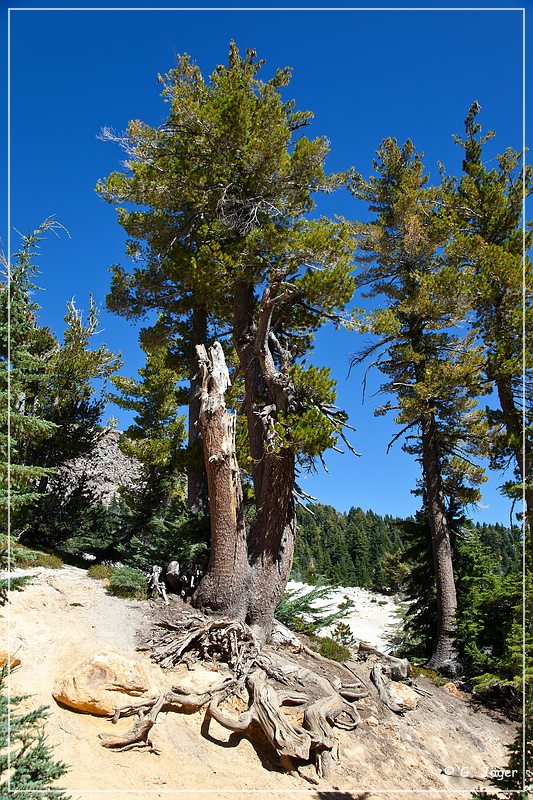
(192, 342, 251, 619)
(233, 282, 297, 643)
(246, 450, 296, 643)
(187, 306, 209, 515)
(421, 412, 459, 672)
(193, 280, 298, 644)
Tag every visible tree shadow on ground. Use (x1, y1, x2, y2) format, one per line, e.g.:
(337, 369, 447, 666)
(200, 711, 282, 773)
(315, 793, 371, 799)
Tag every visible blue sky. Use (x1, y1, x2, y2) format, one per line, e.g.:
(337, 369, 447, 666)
(3, 3, 528, 524)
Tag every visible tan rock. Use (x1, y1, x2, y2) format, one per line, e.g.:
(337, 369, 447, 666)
(443, 681, 468, 701)
(52, 650, 152, 716)
(0, 651, 21, 668)
(387, 681, 418, 711)
(175, 666, 226, 695)
(365, 715, 380, 726)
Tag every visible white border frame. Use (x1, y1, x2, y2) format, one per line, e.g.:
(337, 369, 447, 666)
(5, 4, 528, 795)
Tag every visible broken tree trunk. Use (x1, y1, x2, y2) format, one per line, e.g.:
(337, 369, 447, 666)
(192, 342, 251, 620)
(187, 306, 209, 516)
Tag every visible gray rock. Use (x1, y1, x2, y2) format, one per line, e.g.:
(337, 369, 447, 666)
(53, 430, 141, 505)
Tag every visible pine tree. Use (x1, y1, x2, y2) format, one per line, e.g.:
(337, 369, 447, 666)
(0, 670, 69, 799)
(455, 525, 522, 685)
(99, 43, 356, 642)
(393, 514, 437, 662)
(34, 296, 122, 472)
(350, 138, 489, 669)
(0, 221, 59, 537)
(0, 548, 69, 797)
(449, 101, 533, 541)
(0, 221, 121, 545)
(107, 341, 209, 567)
(109, 341, 188, 504)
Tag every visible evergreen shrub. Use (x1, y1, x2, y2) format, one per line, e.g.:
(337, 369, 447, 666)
(0, 666, 70, 798)
(316, 636, 352, 662)
(87, 564, 115, 580)
(107, 566, 146, 599)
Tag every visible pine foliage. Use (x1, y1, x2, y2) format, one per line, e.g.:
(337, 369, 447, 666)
(0, 669, 69, 799)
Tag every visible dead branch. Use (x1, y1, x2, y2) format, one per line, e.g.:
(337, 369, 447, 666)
(370, 664, 404, 715)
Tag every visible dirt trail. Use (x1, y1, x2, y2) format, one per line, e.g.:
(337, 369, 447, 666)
(2, 565, 517, 800)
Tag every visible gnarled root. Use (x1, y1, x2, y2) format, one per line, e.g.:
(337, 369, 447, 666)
(99, 679, 235, 750)
(206, 652, 362, 780)
(151, 612, 260, 677)
(101, 613, 365, 779)
(369, 664, 404, 714)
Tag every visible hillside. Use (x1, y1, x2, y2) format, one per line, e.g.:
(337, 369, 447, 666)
(293, 503, 522, 591)
(3, 565, 517, 799)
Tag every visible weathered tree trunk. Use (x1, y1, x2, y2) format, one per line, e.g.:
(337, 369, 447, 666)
(194, 280, 299, 644)
(421, 412, 459, 672)
(187, 306, 209, 515)
(192, 342, 251, 619)
(246, 450, 296, 643)
(233, 282, 297, 643)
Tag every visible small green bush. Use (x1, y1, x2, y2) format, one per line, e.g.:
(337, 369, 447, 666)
(287, 616, 316, 636)
(316, 636, 352, 662)
(29, 552, 63, 569)
(107, 567, 146, 600)
(87, 564, 115, 580)
(331, 622, 355, 647)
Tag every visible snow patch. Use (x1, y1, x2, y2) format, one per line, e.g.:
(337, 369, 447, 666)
(286, 581, 402, 652)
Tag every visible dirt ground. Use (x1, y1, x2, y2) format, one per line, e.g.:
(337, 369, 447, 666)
(1, 565, 517, 800)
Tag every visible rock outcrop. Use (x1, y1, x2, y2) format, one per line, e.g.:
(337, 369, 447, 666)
(386, 679, 418, 711)
(55, 430, 141, 506)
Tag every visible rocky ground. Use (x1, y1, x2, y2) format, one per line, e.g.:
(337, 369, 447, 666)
(1, 565, 517, 800)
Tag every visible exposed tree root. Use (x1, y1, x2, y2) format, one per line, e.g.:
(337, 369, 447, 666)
(151, 611, 260, 676)
(99, 677, 235, 751)
(357, 641, 411, 680)
(369, 664, 405, 714)
(98, 610, 413, 780)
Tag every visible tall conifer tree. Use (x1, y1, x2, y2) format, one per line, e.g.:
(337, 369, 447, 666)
(98, 43, 356, 641)
(449, 101, 533, 541)
(350, 139, 488, 669)
(0, 222, 59, 535)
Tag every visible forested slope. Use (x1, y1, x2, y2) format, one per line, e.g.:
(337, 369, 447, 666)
(292, 502, 521, 592)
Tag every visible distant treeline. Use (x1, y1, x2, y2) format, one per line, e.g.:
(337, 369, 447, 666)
(292, 503, 521, 592)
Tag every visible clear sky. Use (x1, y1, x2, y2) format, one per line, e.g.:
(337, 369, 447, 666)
(3, 2, 528, 525)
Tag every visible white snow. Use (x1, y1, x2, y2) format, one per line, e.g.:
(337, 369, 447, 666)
(285, 581, 402, 653)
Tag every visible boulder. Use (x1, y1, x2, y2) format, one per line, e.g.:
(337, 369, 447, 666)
(52, 650, 152, 716)
(175, 666, 226, 695)
(386, 681, 418, 711)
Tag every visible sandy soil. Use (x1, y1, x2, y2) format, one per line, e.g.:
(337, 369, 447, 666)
(1, 565, 518, 800)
